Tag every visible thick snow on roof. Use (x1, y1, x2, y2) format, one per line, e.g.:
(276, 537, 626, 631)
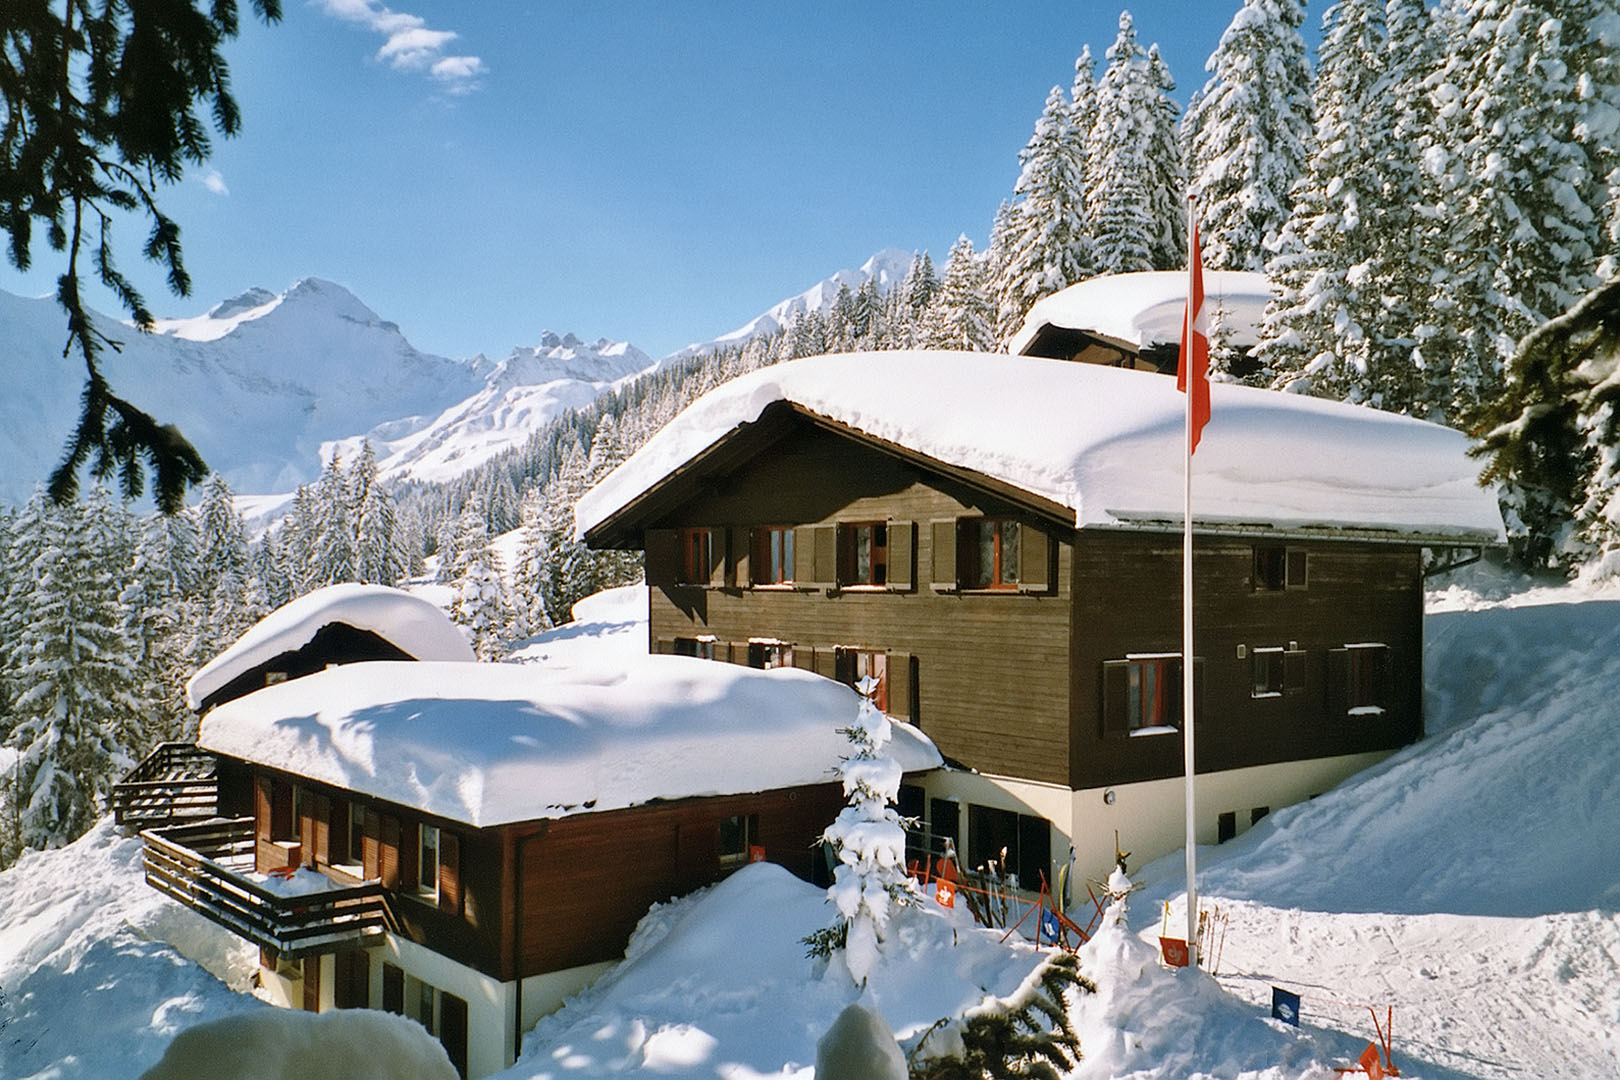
(576, 351, 1504, 544)
(196, 655, 942, 828)
(186, 584, 475, 710)
(1008, 270, 1271, 355)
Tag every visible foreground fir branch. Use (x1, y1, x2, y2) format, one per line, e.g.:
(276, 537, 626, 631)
(907, 952, 1094, 1080)
(1, 0, 281, 512)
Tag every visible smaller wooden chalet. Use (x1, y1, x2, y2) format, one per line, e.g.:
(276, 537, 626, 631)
(126, 585, 940, 1079)
(1010, 270, 1270, 378)
(576, 350, 1506, 901)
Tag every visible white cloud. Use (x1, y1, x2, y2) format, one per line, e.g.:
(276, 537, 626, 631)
(316, 0, 484, 91)
(200, 168, 229, 196)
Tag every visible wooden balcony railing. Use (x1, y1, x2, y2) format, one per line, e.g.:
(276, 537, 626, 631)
(142, 818, 394, 960)
(111, 742, 219, 828)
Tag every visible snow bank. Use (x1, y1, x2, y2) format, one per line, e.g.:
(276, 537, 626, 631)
(0, 819, 261, 1079)
(198, 655, 941, 828)
(575, 352, 1504, 544)
(187, 583, 476, 710)
(138, 1008, 456, 1080)
(1009, 269, 1273, 355)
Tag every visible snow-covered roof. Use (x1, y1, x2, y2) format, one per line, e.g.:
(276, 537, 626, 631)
(186, 584, 475, 711)
(196, 656, 942, 828)
(575, 351, 1505, 545)
(1008, 270, 1272, 356)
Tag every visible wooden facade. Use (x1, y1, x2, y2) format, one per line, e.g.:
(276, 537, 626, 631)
(219, 760, 844, 984)
(587, 405, 1430, 797)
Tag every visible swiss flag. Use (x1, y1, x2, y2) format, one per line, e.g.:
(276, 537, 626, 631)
(1177, 210, 1211, 455)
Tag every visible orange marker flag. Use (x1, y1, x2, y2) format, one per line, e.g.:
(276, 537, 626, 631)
(1177, 210, 1211, 455)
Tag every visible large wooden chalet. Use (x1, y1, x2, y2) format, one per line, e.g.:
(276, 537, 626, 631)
(577, 350, 1504, 900)
(120, 584, 939, 1078)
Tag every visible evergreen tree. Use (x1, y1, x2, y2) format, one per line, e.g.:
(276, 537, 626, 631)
(193, 473, 255, 663)
(510, 488, 552, 636)
(900, 253, 942, 328)
(448, 506, 511, 661)
(311, 453, 356, 587)
(994, 86, 1093, 345)
(3, 490, 142, 859)
(921, 235, 996, 352)
(1090, 12, 1160, 274)
(1143, 45, 1187, 270)
(908, 952, 1093, 1080)
(1068, 44, 1100, 220)
(804, 678, 920, 986)
(1181, 0, 1314, 272)
(351, 442, 406, 586)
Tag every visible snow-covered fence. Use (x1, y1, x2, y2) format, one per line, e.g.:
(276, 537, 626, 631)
(110, 743, 219, 829)
(141, 818, 394, 959)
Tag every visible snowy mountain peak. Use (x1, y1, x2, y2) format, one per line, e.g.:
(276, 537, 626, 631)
(492, 334, 653, 390)
(207, 287, 277, 321)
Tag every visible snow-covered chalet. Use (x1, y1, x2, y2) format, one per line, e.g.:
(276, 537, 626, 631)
(576, 349, 1506, 901)
(119, 583, 939, 1078)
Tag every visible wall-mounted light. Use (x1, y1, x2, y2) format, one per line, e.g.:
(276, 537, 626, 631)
(1103, 788, 1116, 805)
(1236, 644, 1247, 659)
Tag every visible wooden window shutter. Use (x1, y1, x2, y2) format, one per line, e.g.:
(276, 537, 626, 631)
(255, 777, 271, 839)
(1283, 649, 1308, 696)
(707, 527, 727, 588)
(887, 521, 914, 590)
(813, 525, 836, 587)
(1327, 648, 1349, 716)
(302, 956, 321, 1011)
(731, 526, 751, 586)
(1286, 549, 1308, 589)
(1101, 660, 1130, 737)
(793, 525, 816, 584)
(930, 519, 958, 592)
(654, 637, 676, 655)
(1017, 523, 1050, 592)
(645, 529, 679, 585)
(814, 649, 837, 679)
(299, 792, 316, 865)
(438, 831, 462, 915)
(792, 646, 816, 671)
(379, 814, 401, 889)
(888, 651, 914, 723)
(311, 793, 331, 865)
(399, 821, 419, 894)
(363, 809, 380, 880)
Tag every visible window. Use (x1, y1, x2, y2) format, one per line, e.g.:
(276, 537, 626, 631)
(962, 518, 1020, 589)
(1347, 644, 1390, 714)
(838, 521, 887, 586)
(1102, 654, 1200, 737)
(1127, 655, 1180, 731)
(382, 963, 405, 1015)
(718, 813, 759, 868)
(834, 648, 888, 713)
(747, 640, 793, 669)
(674, 636, 717, 660)
(678, 528, 714, 585)
(349, 803, 365, 866)
(965, 804, 1051, 891)
(751, 526, 795, 585)
(1254, 545, 1307, 590)
(418, 824, 440, 899)
(1252, 648, 1284, 697)
(1218, 811, 1237, 843)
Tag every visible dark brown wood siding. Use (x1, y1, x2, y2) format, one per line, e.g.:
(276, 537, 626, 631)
(643, 424, 1075, 785)
(508, 783, 846, 978)
(1068, 532, 1425, 789)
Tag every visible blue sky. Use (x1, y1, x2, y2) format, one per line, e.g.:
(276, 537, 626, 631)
(7, 1, 1324, 362)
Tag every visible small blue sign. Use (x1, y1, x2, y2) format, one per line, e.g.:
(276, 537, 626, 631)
(1040, 909, 1062, 941)
(1271, 986, 1301, 1027)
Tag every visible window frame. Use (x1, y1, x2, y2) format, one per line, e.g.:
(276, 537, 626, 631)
(1126, 653, 1181, 734)
(677, 527, 715, 586)
(837, 521, 888, 588)
(834, 647, 889, 713)
(1346, 643, 1390, 715)
(746, 639, 793, 670)
(418, 823, 440, 900)
(961, 517, 1021, 590)
(1253, 545, 1308, 591)
(717, 812, 760, 868)
(673, 635, 718, 660)
(750, 526, 796, 586)
(1251, 647, 1285, 698)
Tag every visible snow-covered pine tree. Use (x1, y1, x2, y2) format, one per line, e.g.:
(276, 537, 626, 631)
(1069, 43, 1100, 217)
(908, 953, 1093, 1080)
(1143, 45, 1187, 271)
(277, 482, 320, 597)
(310, 453, 357, 588)
(448, 505, 511, 661)
(3, 490, 142, 860)
(1089, 12, 1161, 275)
(510, 487, 552, 636)
(901, 252, 941, 322)
(1260, 0, 1396, 403)
(1181, 0, 1314, 273)
(1428, 0, 1609, 423)
(922, 235, 996, 352)
(804, 677, 920, 986)
(193, 474, 256, 665)
(994, 86, 1093, 346)
(351, 442, 407, 586)
(121, 513, 203, 745)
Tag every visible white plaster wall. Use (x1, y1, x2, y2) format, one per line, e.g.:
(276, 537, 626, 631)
(519, 962, 615, 1032)
(371, 934, 513, 1080)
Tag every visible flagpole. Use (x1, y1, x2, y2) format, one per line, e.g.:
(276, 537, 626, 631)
(1182, 195, 1200, 969)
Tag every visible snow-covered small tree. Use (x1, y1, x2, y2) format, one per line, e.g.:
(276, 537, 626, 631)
(908, 952, 1092, 1080)
(447, 505, 511, 660)
(804, 678, 920, 986)
(351, 441, 407, 586)
(921, 235, 996, 352)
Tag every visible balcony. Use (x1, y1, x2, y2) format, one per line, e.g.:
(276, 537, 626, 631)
(111, 742, 219, 829)
(142, 817, 394, 960)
